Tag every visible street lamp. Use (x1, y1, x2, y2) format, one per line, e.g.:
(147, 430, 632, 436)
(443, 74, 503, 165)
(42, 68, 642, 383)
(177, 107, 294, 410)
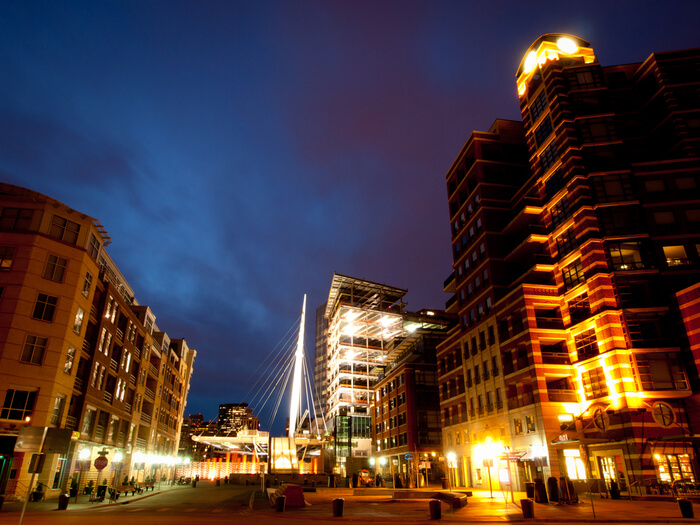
(447, 452, 456, 489)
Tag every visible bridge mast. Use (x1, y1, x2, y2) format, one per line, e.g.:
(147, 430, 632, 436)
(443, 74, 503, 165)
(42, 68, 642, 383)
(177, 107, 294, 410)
(288, 294, 306, 439)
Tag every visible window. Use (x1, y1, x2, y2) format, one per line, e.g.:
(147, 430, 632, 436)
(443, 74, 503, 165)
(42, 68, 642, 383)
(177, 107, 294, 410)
(578, 116, 616, 142)
(81, 409, 95, 434)
(526, 415, 536, 433)
(82, 272, 93, 297)
(88, 234, 100, 260)
(685, 209, 700, 223)
(664, 245, 690, 266)
(608, 241, 645, 270)
(653, 211, 676, 226)
(64, 346, 76, 374)
(43, 255, 67, 282)
(550, 197, 571, 228)
(644, 180, 666, 193)
(562, 259, 585, 290)
(556, 228, 576, 257)
(73, 307, 85, 335)
(593, 174, 634, 203)
(677, 177, 697, 190)
(544, 169, 564, 199)
(0, 208, 34, 231)
(1, 389, 37, 420)
(514, 418, 523, 435)
(652, 402, 675, 427)
(582, 367, 609, 400)
(575, 328, 598, 361)
(530, 90, 548, 121)
(540, 140, 559, 172)
(568, 293, 591, 324)
(32, 293, 58, 322)
(535, 116, 553, 147)
(21, 335, 47, 364)
(636, 353, 688, 391)
(50, 394, 65, 426)
(0, 247, 15, 271)
(49, 215, 80, 245)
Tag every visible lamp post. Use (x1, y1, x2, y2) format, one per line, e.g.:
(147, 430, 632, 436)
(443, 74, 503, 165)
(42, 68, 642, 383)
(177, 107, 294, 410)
(447, 452, 456, 489)
(112, 452, 123, 501)
(76, 448, 91, 503)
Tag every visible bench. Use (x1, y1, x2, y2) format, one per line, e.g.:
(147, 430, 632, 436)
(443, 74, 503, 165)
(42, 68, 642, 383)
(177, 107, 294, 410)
(141, 481, 155, 491)
(116, 485, 140, 496)
(437, 491, 469, 509)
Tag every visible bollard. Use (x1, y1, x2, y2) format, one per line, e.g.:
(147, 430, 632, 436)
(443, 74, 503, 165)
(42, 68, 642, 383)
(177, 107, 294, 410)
(192, 479, 197, 488)
(678, 498, 694, 519)
(521, 498, 535, 519)
(332, 497, 344, 517)
(547, 477, 559, 503)
(525, 482, 535, 499)
(429, 499, 441, 520)
(57, 493, 70, 511)
(441, 478, 449, 489)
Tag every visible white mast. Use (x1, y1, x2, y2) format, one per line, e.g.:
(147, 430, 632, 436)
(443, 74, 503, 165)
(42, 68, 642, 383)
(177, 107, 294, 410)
(288, 294, 306, 439)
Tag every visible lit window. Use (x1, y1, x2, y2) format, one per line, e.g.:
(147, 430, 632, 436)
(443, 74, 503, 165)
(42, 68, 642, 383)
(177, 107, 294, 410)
(82, 272, 93, 297)
(608, 241, 645, 270)
(73, 307, 85, 335)
(0, 247, 15, 271)
(575, 328, 598, 361)
(663, 245, 690, 266)
(64, 346, 76, 374)
(562, 259, 585, 290)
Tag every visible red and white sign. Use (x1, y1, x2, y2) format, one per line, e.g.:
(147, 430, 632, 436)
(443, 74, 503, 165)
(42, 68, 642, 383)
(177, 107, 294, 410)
(94, 456, 108, 470)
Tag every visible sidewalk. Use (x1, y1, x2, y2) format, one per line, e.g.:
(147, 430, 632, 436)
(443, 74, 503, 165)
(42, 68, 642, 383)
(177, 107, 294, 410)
(0, 481, 187, 513)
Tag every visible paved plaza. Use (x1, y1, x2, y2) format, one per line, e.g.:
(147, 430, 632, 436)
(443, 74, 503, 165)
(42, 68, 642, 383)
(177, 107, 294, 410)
(2, 481, 700, 523)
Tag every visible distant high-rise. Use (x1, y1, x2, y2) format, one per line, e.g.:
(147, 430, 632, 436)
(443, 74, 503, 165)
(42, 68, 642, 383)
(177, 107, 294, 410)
(313, 302, 329, 422)
(218, 402, 259, 435)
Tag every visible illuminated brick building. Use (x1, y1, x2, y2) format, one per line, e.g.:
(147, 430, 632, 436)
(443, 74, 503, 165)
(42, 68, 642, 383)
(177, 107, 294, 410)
(0, 183, 196, 499)
(440, 35, 700, 492)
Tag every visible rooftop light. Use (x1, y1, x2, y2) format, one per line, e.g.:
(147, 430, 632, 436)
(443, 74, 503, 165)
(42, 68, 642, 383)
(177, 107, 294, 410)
(557, 37, 578, 54)
(523, 51, 537, 74)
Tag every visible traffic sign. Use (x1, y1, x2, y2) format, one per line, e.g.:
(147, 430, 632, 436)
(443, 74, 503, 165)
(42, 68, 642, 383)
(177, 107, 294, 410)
(94, 456, 108, 470)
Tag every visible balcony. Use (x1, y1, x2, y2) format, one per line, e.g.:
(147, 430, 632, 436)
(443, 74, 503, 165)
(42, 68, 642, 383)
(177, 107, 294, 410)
(135, 437, 147, 449)
(95, 425, 105, 441)
(548, 389, 578, 402)
(148, 363, 159, 377)
(507, 392, 535, 410)
(65, 415, 78, 430)
(116, 328, 124, 341)
(124, 403, 132, 414)
(103, 391, 113, 404)
(536, 316, 565, 330)
(496, 399, 503, 410)
(486, 403, 494, 413)
(82, 339, 92, 355)
(73, 376, 84, 392)
(140, 412, 152, 425)
(129, 374, 136, 387)
(483, 371, 490, 382)
(144, 387, 155, 401)
(469, 409, 476, 418)
(542, 352, 571, 365)
(110, 359, 118, 373)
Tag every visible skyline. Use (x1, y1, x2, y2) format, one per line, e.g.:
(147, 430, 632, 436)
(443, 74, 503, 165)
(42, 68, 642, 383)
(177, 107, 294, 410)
(2, 1, 700, 429)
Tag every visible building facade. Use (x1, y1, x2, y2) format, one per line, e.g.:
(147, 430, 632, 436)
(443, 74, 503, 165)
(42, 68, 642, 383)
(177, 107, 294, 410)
(0, 183, 196, 499)
(440, 35, 700, 493)
(218, 403, 259, 435)
(373, 309, 451, 487)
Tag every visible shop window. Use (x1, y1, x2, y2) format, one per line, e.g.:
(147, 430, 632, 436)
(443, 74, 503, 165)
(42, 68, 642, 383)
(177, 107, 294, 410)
(656, 454, 695, 483)
(564, 449, 587, 480)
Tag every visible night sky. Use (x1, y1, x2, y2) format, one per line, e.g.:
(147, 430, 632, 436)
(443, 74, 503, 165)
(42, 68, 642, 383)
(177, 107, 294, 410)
(2, 1, 699, 432)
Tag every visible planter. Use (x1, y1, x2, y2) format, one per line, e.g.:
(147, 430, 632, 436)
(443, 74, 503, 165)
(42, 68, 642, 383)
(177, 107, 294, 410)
(31, 491, 43, 502)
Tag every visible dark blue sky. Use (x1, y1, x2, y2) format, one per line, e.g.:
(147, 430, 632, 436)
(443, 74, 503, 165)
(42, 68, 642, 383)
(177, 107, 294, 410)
(1, 1, 699, 429)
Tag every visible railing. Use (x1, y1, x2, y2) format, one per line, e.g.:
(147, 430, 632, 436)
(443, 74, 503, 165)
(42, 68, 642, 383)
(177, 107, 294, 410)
(149, 363, 158, 377)
(82, 339, 92, 355)
(65, 415, 78, 430)
(129, 374, 136, 387)
(507, 392, 535, 409)
(144, 387, 155, 401)
(542, 352, 571, 365)
(103, 391, 113, 404)
(74, 376, 84, 391)
(140, 412, 152, 425)
(483, 372, 490, 381)
(95, 425, 105, 441)
(486, 403, 494, 413)
(110, 359, 118, 373)
(536, 317, 565, 329)
(548, 389, 578, 402)
(496, 399, 503, 410)
(469, 409, 476, 418)
(492, 366, 499, 376)
(124, 403, 132, 414)
(135, 437, 147, 449)
(116, 328, 124, 341)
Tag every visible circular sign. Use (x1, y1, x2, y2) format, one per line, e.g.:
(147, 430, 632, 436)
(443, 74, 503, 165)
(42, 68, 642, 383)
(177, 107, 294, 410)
(405, 453, 413, 460)
(94, 456, 108, 470)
